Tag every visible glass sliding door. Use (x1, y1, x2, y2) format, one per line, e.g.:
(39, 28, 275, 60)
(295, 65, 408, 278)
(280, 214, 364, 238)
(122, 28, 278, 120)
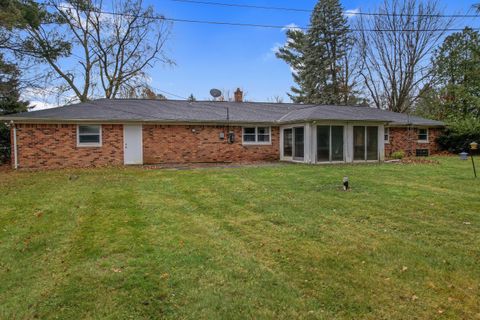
(316, 126, 330, 162)
(316, 125, 344, 162)
(353, 126, 379, 161)
(366, 127, 378, 160)
(293, 127, 304, 160)
(353, 126, 366, 160)
(331, 126, 344, 161)
(283, 128, 293, 157)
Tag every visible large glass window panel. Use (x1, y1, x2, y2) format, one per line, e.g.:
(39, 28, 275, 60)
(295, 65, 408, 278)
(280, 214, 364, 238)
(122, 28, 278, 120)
(283, 129, 293, 157)
(294, 127, 304, 159)
(353, 126, 365, 160)
(316, 126, 330, 162)
(331, 126, 344, 161)
(367, 126, 379, 160)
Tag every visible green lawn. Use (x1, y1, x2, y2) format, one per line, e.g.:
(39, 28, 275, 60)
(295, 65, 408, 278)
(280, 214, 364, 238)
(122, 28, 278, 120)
(0, 157, 479, 319)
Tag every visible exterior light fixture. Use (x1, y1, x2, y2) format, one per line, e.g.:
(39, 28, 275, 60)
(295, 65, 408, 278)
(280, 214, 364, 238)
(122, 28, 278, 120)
(470, 141, 478, 150)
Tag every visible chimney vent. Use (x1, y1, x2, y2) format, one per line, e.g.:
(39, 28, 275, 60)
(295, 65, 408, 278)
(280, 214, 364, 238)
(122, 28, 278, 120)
(234, 88, 243, 102)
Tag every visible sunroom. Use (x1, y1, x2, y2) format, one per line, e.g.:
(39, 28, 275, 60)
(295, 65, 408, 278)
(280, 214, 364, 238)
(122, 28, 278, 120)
(280, 122, 386, 164)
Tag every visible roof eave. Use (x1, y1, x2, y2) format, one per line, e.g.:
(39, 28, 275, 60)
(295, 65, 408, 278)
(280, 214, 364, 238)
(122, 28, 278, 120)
(0, 117, 279, 126)
(388, 122, 445, 127)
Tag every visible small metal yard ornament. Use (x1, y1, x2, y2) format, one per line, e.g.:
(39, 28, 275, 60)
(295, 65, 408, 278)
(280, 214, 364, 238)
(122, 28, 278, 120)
(459, 152, 468, 161)
(343, 176, 349, 191)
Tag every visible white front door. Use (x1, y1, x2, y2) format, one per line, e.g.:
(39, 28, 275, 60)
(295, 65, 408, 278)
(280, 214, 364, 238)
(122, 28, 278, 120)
(124, 124, 143, 165)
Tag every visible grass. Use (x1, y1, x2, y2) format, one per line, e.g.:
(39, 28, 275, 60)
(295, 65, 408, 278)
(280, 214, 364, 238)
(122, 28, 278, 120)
(0, 157, 479, 319)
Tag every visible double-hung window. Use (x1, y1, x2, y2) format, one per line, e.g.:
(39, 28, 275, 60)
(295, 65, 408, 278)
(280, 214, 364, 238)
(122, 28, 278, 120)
(242, 127, 271, 144)
(384, 127, 390, 144)
(417, 128, 428, 142)
(77, 125, 102, 147)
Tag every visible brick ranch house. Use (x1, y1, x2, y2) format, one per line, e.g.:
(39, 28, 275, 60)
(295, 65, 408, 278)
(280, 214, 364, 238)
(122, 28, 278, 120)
(1, 92, 444, 170)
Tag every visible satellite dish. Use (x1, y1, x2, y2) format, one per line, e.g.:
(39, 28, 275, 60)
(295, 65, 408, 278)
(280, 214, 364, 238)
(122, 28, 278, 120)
(210, 88, 222, 98)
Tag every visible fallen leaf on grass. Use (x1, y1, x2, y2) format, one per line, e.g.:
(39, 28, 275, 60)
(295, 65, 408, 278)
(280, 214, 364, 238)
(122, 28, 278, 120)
(411, 295, 418, 301)
(34, 211, 43, 218)
(111, 268, 122, 273)
(160, 273, 169, 280)
(401, 266, 408, 272)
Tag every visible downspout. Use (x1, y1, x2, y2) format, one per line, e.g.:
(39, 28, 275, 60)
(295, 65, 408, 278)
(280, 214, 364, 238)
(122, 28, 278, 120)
(12, 121, 18, 170)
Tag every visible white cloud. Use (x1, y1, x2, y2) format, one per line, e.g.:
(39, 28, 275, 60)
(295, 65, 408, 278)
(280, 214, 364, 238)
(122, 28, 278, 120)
(262, 42, 283, 61)
(22, 87, 61, 110)
(282, 23, 302, 33)
(270, 42, 282, 55)
(344, 8, 360, 18)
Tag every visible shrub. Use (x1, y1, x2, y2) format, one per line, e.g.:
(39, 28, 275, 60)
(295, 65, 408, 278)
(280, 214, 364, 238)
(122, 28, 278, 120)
(437, 117, 480, 153)
(390, 150, 406, 159)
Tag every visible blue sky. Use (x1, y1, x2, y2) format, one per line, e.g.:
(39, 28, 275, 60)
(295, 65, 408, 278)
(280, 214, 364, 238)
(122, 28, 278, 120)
(144, 0, 480, 102)
(27, 0, 480, 107)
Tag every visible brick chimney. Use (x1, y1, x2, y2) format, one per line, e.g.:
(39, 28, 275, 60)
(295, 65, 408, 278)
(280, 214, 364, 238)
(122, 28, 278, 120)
(234, 88, 243, 102)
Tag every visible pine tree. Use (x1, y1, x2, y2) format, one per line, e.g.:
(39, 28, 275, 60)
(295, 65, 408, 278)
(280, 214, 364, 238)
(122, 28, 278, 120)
(277, 0, 353, 104)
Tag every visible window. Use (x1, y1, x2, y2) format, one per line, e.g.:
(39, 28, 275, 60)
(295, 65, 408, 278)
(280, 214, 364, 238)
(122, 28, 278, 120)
(417, 128, 428, 142)
(282, 127, 304, 160)
(416, 149, 429, 157)
(283, 128, 293, 157)
(293, 127, 304, 160)
(354, 126, 379, 161)
(384, 127, 390, 144)
(366, 127, 378, 160)
(317, 125, 344, 162)
(353, 126, 366, 160)
(242, 127, 271, 144)
(77, 125, 101, 147)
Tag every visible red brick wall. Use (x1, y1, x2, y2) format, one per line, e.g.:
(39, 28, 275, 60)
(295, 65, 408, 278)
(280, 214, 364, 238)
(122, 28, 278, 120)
(143, 125, 279, 164)
(11, 123, 279, 169)
(384, 127, 443, 157)
(12, 124, 123, 169)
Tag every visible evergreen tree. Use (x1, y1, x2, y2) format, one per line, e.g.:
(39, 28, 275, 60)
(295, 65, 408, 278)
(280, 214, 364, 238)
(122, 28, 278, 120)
(0, 55, 29, 163)
(416, 28, 480, 120)
(277, 0, 353, 104)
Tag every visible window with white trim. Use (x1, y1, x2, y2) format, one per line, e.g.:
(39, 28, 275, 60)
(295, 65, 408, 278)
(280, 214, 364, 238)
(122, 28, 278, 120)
(417, 128, 428, 142)
(242, 127, 271, 144)
(384, 127, 390, 144)
(77, 125, 102, 147)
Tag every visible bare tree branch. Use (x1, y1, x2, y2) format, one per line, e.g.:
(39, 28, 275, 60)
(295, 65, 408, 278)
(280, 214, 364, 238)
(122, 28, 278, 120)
(356, 0, 454, 112)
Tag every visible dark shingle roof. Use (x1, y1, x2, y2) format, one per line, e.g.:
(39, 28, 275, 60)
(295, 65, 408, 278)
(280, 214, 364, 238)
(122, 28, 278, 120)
(0, 99, 444, 126)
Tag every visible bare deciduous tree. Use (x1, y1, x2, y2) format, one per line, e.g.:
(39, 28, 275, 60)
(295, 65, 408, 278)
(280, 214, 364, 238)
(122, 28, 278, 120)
(2, 0, 173, 103)
(356, 0, 453, 112)
(88, 0, 173, 99)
